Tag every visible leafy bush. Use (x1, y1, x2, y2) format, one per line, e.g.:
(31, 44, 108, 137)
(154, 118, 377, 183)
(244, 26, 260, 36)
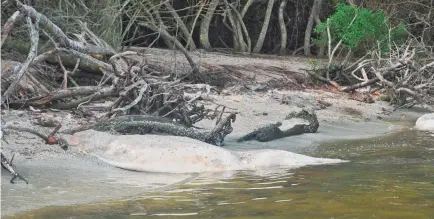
(314, 4, 407, 55)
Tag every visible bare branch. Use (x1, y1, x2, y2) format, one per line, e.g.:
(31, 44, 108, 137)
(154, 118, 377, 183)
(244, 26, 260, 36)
(1, 16, 39, 105)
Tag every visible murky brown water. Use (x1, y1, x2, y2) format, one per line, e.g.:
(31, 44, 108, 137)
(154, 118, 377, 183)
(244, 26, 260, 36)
(4, 129, 434, 219)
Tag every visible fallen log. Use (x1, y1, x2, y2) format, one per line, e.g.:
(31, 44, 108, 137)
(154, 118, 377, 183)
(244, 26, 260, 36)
(61, 113, 237, 146)
(7, 86, 116, 108)
(237, 109, 319, 142)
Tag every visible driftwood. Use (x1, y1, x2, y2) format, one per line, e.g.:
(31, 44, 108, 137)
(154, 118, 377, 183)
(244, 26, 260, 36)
(1, 3, 242, 158)
(1, 4, 213, 123)
(303, 40, 434, 111)
(0, 122, 66, 185)
(1, 60, 51, 97)
(1, 16, 39, 105)
(237, 109, 319, 142)
(62, 113, 236, 146)
(3, 124, 65, 148)
(1, 123, 63, 184)
(1, 128, 28, 184)
(1, 152, 28, 184)
(19, 5, 115, 56)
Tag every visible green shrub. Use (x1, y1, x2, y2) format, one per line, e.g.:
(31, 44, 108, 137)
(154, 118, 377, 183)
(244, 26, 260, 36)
(314, 4, 408, 55)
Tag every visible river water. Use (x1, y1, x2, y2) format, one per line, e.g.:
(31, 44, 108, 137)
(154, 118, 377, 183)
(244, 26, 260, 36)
(4, 128, 434, 219)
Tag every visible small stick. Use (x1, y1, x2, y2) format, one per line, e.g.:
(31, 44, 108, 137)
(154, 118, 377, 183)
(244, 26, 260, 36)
(4, 125, 62, 145)
(57, 54, 68, 89)
(4, 126, 49, 142)
(48, 124, 62, 137)
(1, 152, 28, 184)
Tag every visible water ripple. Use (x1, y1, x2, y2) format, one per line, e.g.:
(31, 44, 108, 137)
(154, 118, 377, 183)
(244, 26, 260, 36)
(150, 213, 199, 216)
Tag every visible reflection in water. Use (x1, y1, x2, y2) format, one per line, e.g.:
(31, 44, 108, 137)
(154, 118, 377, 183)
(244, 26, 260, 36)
(5, 130, 434, 219)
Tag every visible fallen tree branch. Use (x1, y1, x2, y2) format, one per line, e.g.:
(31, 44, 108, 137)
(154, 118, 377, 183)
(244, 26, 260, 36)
(48, 86, 117, 110)
(1, 4, 234, 139)
(301, 68, 340, 89)
(18, 4, 114, 56)
(61, 114, 236, 146)
(111, 83, 148, 113)
(1, 152, 28, 184)
(1, 10, 22, 48)
(339, 62, 403, 92)
(1, 16, 39, 105)
(8, 86, 113, 108)
(206, 112, 237, 146)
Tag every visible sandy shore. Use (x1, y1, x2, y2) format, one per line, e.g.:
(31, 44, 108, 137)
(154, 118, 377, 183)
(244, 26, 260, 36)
(1, 88, 428, 216)
(1, 48, 430, 216)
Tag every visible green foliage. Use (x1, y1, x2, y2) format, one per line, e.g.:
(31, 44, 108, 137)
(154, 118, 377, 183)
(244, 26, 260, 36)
(314, 4, 408, 54)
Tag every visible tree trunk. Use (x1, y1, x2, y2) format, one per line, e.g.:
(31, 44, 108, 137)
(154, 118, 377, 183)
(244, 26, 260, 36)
(234, 19, 246, 51)
(278, 0, 288, 55)
(314, 2, 325, 57)
(226, 2, 251, 53)
(303, 0, 322, 56)
(200, 0, 220, 50)
(224, 3, 246, 52)
(185, 3, 205, 51)
(241, 0, 255, 18)
(253, 0, 275, 53)
(164, 1, 197, 51)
